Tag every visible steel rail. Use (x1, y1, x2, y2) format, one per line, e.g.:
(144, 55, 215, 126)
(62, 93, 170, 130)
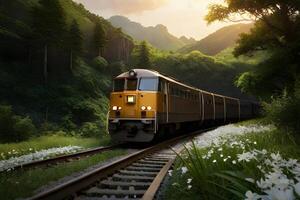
(27, 127, 215, 200)
(13, 144, 122, 171)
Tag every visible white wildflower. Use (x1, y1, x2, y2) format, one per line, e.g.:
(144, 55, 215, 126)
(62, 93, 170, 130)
(213, 160, 217, 163)
(237, 151, 257, 162)
(187, 178, 192, 184)
(245, 178, 255, 183)
(294, 182, 300, 196)
(181, 167, 188, 174)
(245, 190, 260, 200)
(168, 170, 173, 177)
(187, 185, 192, 190)
(232, 160, 237, 164)
(265, 187, 294, 200)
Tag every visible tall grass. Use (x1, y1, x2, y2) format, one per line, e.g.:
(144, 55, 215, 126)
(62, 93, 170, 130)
(165, 129, 300, 200)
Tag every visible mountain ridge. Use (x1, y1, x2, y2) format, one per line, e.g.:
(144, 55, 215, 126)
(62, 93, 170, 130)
(178, 23, 253, 55)
(108, 15, 196, 51)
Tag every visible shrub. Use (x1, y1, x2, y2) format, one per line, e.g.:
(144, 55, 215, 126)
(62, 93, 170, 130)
(264, 81, 300, 135)
(79, 122, 102, 137)
(13, 116, 36, 141)
(0, 105, 36, 143)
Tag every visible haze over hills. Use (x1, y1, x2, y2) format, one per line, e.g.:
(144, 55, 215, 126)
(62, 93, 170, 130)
(108, 15, 196, 51)
(178, 23, 253, 55)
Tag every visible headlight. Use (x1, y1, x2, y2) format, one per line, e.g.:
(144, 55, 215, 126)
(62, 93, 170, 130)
(118, 107, 122, 110)
(141, 106, 146, 110)
(127, 96, 135, 103)
(112, 106, 118, 111)
(147, 106, 152, 111)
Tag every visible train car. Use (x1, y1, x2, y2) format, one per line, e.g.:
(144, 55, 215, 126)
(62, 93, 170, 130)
(108, 69, 258, 142)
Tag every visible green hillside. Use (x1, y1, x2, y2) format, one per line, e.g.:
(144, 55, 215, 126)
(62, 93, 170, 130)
(0, 0, 133, 142)
(108, 15, 196, 51)
(178, 23, 253, 55)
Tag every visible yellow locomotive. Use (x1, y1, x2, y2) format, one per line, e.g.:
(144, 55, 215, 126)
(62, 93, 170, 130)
(108, 69, 259, 142)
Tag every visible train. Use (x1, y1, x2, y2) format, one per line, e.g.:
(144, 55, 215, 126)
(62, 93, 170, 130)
(108, 69, 260, 142)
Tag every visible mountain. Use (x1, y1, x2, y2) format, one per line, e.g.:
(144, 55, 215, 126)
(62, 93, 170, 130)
(178, 23, 253, 55)
(108, 15, 196, 51)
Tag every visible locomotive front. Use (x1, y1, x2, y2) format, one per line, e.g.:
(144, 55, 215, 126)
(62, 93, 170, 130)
(108, 69, 161, 142)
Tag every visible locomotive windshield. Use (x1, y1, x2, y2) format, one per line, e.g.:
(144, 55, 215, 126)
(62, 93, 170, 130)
(139, 78, 158, 91)
(126, 79, 138, 90)
(113, 77, 158, 91)
(114, 79, 125, 91)
(113, 78, 137, 91)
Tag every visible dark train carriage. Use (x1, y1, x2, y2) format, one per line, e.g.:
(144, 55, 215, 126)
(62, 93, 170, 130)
(168, 83, 201, 123)
(224, 97, 240, 122)
(240, 100, 253, 120)
(214, 94, 225, 123)
(202, 91, 214, 122)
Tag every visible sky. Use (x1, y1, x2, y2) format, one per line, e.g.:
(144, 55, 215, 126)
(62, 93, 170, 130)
(73, 0, 235, 40)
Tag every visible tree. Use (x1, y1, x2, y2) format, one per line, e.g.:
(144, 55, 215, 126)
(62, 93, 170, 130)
(206, 0, 300, 97)
(31, 0, 67, 84)
(136, 41, 151, 68)
(93, 21, 106, 57)
(66, 20, 83, 72)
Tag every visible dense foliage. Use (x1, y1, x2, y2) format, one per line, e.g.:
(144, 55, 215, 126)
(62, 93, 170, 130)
(0, 0, 131, 141)
(206, 0, 300, 135)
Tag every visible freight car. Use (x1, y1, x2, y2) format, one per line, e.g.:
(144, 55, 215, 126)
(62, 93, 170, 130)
(108, 69, 259, 142)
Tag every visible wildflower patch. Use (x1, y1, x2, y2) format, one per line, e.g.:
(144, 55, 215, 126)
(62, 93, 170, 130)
(165, 123, 300, 200)
(0, 146, 82, 172)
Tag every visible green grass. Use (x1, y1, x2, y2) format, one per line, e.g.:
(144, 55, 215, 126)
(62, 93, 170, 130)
(0, 149, 125, 200)
(164, 126, 300, 200)
(0, 134, 111, 160)
(236, 118, 269, 126)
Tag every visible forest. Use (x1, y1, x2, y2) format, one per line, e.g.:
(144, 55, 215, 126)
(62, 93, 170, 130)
(0, 0, 258, 143)
(1, 0, 298, 143)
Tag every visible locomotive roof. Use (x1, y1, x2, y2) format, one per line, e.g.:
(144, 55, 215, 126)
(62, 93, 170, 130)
(116, 69, 239, 101)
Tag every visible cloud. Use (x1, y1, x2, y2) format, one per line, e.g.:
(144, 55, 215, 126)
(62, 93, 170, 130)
(74, 0, 170, 14)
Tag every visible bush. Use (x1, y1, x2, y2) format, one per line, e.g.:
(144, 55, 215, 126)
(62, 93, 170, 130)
(264, 80, 300, 135)
(264, 95, 300, 135)
(79, 122, 102, 137)
(13, 116, 36, 141)
(0, 105, 36, 143)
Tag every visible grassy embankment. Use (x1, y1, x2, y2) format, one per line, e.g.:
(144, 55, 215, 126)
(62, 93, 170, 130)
(164, 119, 300, 200)
(0, 134, 111, 160)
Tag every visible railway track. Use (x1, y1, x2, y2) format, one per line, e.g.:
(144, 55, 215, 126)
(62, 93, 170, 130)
(28, 127, 215, 200)
(12, 144, 122, 171)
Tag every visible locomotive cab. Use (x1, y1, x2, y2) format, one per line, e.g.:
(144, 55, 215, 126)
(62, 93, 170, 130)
(109, 69, 162, 142)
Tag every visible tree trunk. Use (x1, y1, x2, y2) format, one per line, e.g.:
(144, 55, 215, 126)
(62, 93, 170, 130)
(43, 44, 48, 84)
(98, 47, 101, 57)
(70, 49, 73, 72)
(28, 46, 32, 64)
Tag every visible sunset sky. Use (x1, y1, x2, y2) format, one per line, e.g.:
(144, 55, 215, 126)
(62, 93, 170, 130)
(73, 0, 235, 40)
